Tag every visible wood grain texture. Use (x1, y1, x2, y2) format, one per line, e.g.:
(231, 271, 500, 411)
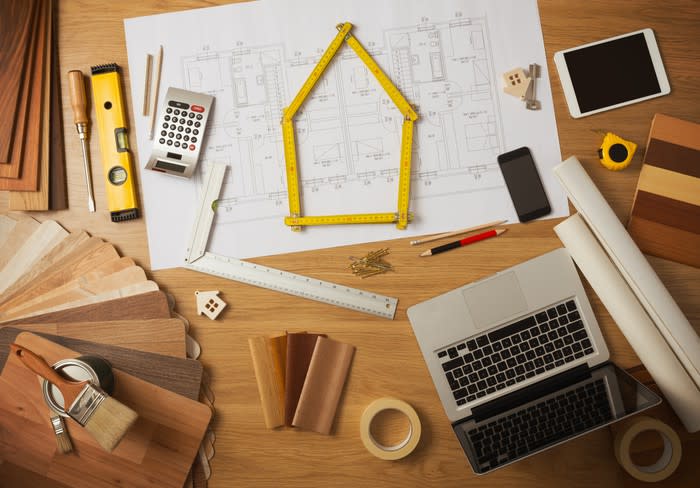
(0, 0, 40, 178)
(0, 0, 37, 162)
(0, 1, 699, 487)
(0, 0, 47, 191)
(0, 328, 198, 396)
(48, 0, 67, 210)
(9, 0, 52, 209)
(0, 332, 210, 488)
(2, 290, 172, 325)
(1, 318, 187, 357)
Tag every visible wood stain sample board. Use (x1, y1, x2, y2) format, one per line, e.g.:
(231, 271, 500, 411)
(0, 332, 211, 488)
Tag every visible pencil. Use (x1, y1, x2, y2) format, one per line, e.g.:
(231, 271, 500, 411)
(420, 228, 507, 257)
(409, 220, 507, 246)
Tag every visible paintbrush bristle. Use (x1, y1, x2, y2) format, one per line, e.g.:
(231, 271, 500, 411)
(83, 396, 138, 452)
(50, 415, 73, 454)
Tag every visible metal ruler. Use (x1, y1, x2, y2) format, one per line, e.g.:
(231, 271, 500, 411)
(282, 22, 418, 232)
(184, 163, 399, 319)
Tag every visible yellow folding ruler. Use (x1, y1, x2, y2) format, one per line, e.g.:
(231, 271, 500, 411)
(282, 22, 418, 231)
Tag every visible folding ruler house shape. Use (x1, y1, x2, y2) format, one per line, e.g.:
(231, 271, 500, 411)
(281, 22, 419, 231)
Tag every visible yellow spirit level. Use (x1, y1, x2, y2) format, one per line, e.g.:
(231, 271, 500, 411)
(90, 64, 139, 222)
(597, 132, 637, 171)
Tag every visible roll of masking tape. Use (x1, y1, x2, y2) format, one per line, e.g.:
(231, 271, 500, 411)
(613, 416, 682, 483)
(360, 397, 421, 460)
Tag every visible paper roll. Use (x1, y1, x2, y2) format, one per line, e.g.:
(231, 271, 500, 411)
(554, 156, 700, 391)
(360, 398, 421, 460)
(613, 416, 682, 482)
(554, 214, 700, 432)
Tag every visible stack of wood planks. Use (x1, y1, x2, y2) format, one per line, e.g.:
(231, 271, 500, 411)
(0, 213, 215, 488)
(0, 0, 67, 210)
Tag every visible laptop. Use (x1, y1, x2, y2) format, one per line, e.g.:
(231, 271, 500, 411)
(407, 248, 661, 474)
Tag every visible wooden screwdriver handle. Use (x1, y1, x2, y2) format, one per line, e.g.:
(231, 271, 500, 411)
(10, 343, 87, 406)
(68, 70, 89, 126)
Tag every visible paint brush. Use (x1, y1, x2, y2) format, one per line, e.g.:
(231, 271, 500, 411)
(11, 343, 138, 452)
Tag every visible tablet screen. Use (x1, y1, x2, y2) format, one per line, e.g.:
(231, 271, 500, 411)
(563, 33, 661, 113)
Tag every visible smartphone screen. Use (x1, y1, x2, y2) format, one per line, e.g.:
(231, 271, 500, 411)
(497, 147, 551, 222)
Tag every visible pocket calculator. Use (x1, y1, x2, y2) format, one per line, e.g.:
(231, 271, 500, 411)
(145, 87, 214, 178)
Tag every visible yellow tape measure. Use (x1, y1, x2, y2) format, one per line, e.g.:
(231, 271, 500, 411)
(597, 132, 637, 171)
(90, 64, 139, 222)
(282, 22, 418, 231)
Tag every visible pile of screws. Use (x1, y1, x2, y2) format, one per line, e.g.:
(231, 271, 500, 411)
(348, 248, 393, 278)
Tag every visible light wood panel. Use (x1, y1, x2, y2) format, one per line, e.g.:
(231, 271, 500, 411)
(1, 1, 699, 487)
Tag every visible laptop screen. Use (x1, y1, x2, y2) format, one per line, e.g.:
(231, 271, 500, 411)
(452, 363, 660, 474)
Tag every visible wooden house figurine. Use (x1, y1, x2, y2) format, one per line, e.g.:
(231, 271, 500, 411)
(503, 68, 531, 100)
(195, 290, 227, 320)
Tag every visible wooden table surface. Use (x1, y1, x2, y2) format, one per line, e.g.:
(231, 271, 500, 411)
(2, 1, 699, 486)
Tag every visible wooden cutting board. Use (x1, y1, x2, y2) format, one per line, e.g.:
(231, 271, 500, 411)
(0, 328, 200, 399)
(1, 318, 187, 358)
(0, 332, 211, 488)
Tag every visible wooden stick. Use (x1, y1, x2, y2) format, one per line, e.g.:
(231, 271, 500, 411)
(148, 45, 162, 139)
(409, 219, 507, 246)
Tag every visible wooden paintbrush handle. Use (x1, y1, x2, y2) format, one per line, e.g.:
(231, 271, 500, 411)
(10, 343, 87, 406)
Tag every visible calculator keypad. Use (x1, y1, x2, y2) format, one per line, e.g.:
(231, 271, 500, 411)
(161, 103, 204, 152)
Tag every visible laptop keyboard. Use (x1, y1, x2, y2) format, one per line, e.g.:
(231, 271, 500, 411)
(467, 378, 612, 472)
(437, 299, 595, 406)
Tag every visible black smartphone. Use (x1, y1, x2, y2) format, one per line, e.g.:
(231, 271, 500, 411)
(497, 147, 551, 222)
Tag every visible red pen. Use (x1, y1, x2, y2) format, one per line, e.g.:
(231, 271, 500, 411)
(419, 228, 507, 257)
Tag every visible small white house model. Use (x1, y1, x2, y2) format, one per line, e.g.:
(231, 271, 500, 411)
(195, 290, 227, 320)
(502, 68, 531, 100)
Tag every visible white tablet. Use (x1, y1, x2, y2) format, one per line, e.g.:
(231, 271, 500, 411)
(554, 28, 670, 118)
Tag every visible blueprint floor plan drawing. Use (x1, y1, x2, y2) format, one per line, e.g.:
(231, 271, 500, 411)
(125, 0, 567, 269)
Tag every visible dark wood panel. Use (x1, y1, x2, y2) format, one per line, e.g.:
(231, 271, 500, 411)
(630, 190, 700, 234)
(628, 216, 700, 268)
(645, 138, 700, 179)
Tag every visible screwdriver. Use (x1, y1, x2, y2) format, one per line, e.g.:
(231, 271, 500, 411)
(68, 70, 96, 212)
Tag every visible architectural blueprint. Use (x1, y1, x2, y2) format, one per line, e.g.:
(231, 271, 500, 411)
(125, 0, 568, 269)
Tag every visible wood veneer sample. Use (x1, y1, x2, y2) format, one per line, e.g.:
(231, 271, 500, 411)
(0, 0, 37, 162)
(0, 328, 199, 397)
(9, 0, 52, 209)
(0, 216, 39, 270)
(0, 0, 47, 191)
(628, 113, 700, 268)
(249, 335, 286, 428)
(48, 0, 66, 210)
(2, 290, 172, 325)
(292, 336, 355, 435)
(284, 332, 326, 426)
(0, 0, 40, 178)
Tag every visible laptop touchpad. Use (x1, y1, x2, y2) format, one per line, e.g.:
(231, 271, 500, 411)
(462, 271, 528, 331)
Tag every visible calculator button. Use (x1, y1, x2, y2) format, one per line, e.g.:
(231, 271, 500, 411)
(189, 112, 195, 118)
(166, 140, 173, 146)
(164, 115, 170, 122)
(174, 141, 180, 148)
(191, 137, 197, 143)
(196, 114, 203, 120)
(189, 144, 196, 151)
(177, 126, 184, 132)
(193, 129, 199, 135)
(185, 127, 191, 134)
(170, 124, 176, 130)
(158, 138, 165, 144)
(174, 109, 180, 115)
(191, 105, 205, 113)
(166, 107, 172, 114)
(168, 132, 174, 138)
(183, 135, 189, 142)
(162, 122, 168, 129)
(194, 122, 201, 128)
(176, 133, 182, 140)
(187, 120, 193, 126)
(161, 130, 167, 136)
